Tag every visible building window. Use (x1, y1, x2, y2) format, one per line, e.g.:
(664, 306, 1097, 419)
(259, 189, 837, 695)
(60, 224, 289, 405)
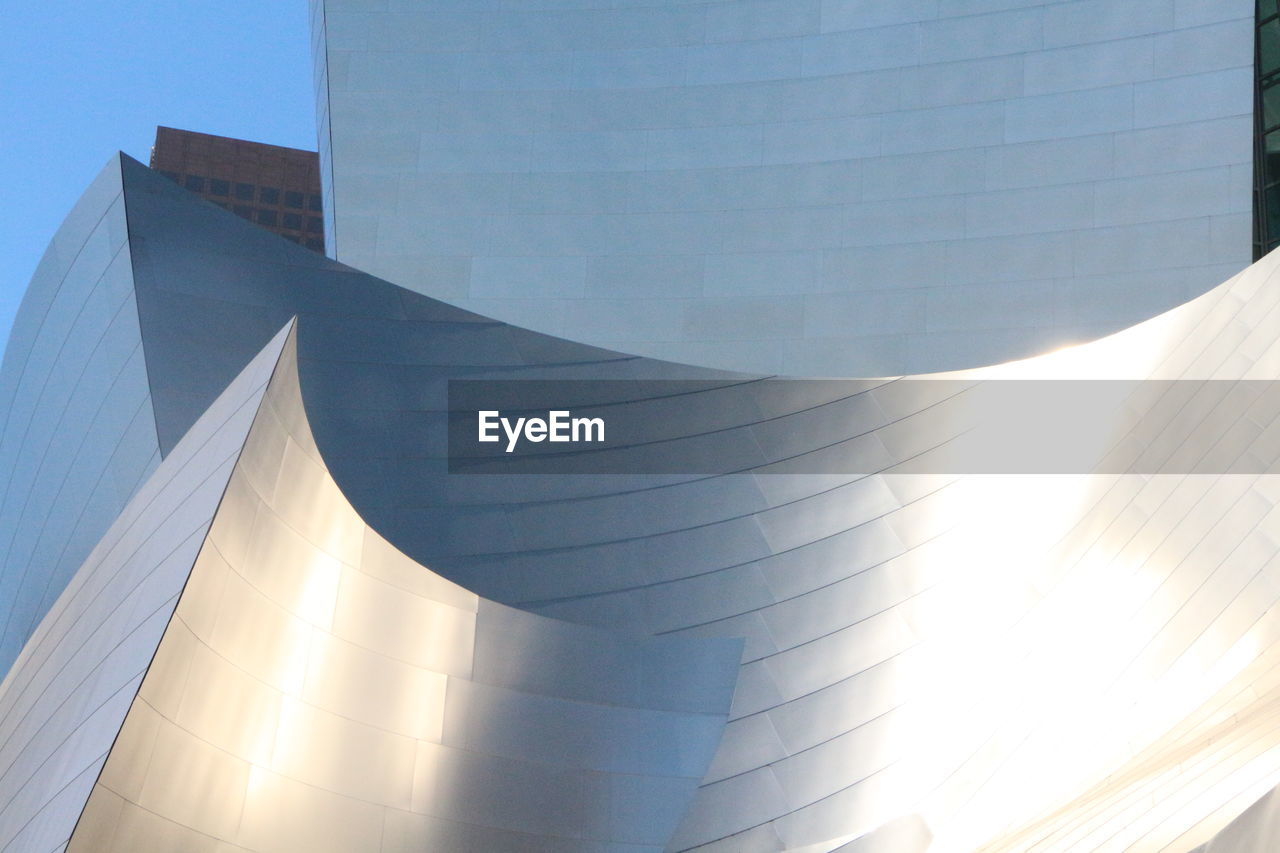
(1257, 1, 1280, 258)
(282, 213, 303, 230)
(284, 190, 305, 209)
(184, 175, 205, 193)
(233, 205, 253, 219)
(306, 217, 323, 234)
(260, 186, 281, 205)
(234, 182, 255, 201)
(209, 178, 230, 196)
(308, 194, 323, 211)
(257, 209, 279, 226)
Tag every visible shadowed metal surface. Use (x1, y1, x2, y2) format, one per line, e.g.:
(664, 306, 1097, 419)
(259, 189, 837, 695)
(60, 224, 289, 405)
(0, 158, 160, 679)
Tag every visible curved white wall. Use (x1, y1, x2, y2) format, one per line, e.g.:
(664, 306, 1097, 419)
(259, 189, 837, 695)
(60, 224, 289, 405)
(314, 0, 1254, 376)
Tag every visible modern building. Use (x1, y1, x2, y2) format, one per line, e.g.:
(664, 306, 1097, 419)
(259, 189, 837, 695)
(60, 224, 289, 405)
(3, 2, 1280, 852)
(313, 0, 1255, 376)
(150, 126, 326, 252)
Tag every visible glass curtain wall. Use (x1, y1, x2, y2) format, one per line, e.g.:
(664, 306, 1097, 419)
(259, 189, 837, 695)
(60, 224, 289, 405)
(1257, 0, 1280, 257)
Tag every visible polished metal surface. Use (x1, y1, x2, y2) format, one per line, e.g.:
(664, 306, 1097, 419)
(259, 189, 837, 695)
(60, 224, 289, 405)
(0, 158, 160, 679)
(5, 147, 1280, 850)
(311, 0, 1253, 376)
(67, 324, 738, 852)
(1188, 782, 1280, 853)
(0, 319, 289, 853)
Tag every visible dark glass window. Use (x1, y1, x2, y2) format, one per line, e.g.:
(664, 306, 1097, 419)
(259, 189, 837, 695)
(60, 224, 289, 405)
(1267, 131, 1280, 175)
(233, 205, 253, 219)
(257, 209, 279, 226)
(1267, 186, 1280, 242)
(1258, 2, 1280, 258)
(306, 238, 325, 251)
(308, 194, 323, 211)
(282, 213, 303, 230)
(260, 186, 281, 205)
(210, 178, 230, 196)
(284, 190, 305, 209)
(283, 234, 302, 244)
(159, 170, 180, 183)
(184, 175, 205, 193)
(235, 182, 255, 200)
(306, 217, 323, 234)
(1267, 87, 1280, 133)
(1264, 21, 1280, 87)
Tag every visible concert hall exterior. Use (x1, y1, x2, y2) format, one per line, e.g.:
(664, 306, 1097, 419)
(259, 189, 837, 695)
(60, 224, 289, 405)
(3, 2, 1280, 851)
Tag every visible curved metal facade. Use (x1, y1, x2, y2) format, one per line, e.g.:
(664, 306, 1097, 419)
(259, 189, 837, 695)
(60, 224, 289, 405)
(0, 319, 288, 853)
(313, 0, 1254, 375)
(66, 324, 739, 853)
(0, 158, 160, 679)
(6, 156, 1280, 849)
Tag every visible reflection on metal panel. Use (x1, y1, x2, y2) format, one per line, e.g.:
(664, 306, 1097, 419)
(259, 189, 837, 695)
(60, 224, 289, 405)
(68, 324, 738, 852)
(8, 148, 1280, 851)
(1189, 779, 1280, 852)
(0, 321, 289, 853)
(103, 154, 1280, 850)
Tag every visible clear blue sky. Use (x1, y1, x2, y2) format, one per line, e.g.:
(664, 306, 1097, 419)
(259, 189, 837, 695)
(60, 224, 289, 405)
(0, 0, 316, 353)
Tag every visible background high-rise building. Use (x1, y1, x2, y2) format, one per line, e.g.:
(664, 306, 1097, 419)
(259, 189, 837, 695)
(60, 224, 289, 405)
(149, 125, 325, 252)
